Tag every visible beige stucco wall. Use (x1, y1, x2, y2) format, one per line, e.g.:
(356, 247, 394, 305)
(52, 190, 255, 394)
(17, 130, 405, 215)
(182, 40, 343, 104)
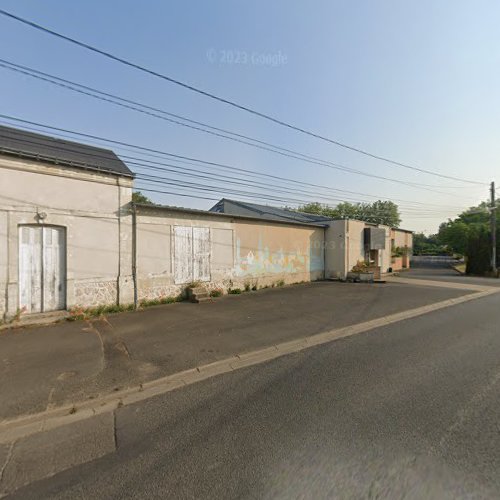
(233, 220, 324, 286)
(346, 220, 367, 273)
(0, 156, 133, 318)
(324, 220, 347, 279)
(135, 208, 325, 298)
(342, 220, 393, 275)
(135, 209, 235, 299)
(391, 229, 413, 270)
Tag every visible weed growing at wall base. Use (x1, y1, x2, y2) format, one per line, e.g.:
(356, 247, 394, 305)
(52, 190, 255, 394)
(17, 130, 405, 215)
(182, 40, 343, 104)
(68, 295, 183, 321)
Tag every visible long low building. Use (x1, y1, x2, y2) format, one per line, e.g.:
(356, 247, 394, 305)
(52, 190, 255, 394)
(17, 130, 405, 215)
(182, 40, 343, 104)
(0, 125, 412, 320)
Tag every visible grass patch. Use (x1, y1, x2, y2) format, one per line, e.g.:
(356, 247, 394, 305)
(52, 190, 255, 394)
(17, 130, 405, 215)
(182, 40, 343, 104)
(228, 288, 242, 294)
(210, 289, 223, 298)
(452, 263, 466, 274)
(68, 294, 183, 321)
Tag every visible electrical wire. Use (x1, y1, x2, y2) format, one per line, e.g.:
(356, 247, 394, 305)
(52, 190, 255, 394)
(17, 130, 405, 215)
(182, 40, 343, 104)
(0, 58, 479, 194)
(0, 8, 487, 186)
(0, 123, 474, 214)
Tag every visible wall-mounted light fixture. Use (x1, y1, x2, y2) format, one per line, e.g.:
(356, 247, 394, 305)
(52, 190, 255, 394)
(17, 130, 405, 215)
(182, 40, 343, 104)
(35, 211, 47, 223)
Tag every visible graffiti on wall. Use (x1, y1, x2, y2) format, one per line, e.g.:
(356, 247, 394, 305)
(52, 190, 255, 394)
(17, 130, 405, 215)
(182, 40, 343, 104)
(235, 237, 323, 276)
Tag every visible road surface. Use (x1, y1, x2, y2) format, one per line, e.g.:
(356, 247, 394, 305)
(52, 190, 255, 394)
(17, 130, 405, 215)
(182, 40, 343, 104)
(10, 274, 500, 499)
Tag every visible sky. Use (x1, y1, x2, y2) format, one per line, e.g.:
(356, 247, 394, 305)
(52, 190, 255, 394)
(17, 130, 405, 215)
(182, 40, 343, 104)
(0, 0, 498, 233)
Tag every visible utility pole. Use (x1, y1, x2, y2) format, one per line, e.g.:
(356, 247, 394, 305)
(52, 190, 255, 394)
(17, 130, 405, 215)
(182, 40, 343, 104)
(491, 181, 497, 274)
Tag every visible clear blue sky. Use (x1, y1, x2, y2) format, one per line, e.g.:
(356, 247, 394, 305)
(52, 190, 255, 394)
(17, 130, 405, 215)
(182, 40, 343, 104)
(1, 0, 498, 232)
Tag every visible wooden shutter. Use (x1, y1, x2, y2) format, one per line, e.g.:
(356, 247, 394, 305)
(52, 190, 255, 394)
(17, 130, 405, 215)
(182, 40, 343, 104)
(193, 227, 210, 282)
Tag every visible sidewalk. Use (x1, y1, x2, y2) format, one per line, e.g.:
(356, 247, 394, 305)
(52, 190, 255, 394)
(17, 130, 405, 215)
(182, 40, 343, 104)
(0, 280, 473, 421)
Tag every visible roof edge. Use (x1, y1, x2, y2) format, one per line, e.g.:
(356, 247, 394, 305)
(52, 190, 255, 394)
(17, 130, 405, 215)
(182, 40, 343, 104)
(133, 203, 328, 228)
(0, 148, 135, 178)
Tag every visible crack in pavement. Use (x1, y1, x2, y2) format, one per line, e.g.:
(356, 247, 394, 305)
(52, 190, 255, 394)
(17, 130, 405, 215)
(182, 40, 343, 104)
(0, 441, 15, 493)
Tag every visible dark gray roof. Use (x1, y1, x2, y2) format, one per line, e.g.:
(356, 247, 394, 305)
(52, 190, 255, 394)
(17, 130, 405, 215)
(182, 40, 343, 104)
(210, 198, 333, 225)
(0, 125, 133, 177)
(134, 202, 327, 228)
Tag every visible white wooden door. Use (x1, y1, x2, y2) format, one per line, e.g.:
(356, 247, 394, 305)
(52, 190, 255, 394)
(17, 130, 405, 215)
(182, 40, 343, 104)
(42, 227, 66, 311)
(173, 226, 211, 284)
(174, 226, 193, 284)
(19, 226, 66, 313)
(19, 226, 43, 313)
(193, 227, 210, 281)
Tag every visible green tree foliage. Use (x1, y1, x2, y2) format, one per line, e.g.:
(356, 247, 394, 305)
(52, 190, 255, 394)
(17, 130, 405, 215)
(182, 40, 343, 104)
(465, 226, 491, 275)
(437, 201, 499, 274)
(132, 191, 154, 204)
(413, 232, 449, 256)
(438, 220, 471, 256)
(437, 203, 492, 256)
(299, 200, 401, 227)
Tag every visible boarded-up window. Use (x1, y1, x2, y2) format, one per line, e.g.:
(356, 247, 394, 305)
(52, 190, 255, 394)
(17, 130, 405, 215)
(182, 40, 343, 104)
(173, 226, 210, 284)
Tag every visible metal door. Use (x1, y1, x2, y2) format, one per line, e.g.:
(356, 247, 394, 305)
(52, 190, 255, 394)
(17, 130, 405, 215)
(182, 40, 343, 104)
(19, 226, 66, 313)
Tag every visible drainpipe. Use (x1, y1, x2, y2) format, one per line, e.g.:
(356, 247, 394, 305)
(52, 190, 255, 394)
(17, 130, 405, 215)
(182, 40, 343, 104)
(132, 202, 138, 309)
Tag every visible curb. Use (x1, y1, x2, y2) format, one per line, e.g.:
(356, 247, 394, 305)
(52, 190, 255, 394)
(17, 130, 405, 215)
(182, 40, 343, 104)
(0, 287, 497, 444)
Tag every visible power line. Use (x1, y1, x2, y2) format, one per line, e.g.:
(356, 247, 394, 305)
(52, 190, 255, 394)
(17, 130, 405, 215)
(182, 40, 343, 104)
(0, 124, 462, 217)
(133, 183, 464, 220)
(0, 8, 486, 186)
(0, 60, 471, 194)
(0, 120, 472, 213)
(135, 172, 450, 215)
(0, 127, 453, 215)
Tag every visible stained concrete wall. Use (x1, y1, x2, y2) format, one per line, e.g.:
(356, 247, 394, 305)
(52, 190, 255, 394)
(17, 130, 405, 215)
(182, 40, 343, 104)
(135, 208, 235, 299)
(391, 229, 413, 270)
(0, 156, 133, 318)
(233, 220, 324, 286)
(338, 220, 397, 276)
(135, 208, 325, 298)
(324, 220, 347, 279)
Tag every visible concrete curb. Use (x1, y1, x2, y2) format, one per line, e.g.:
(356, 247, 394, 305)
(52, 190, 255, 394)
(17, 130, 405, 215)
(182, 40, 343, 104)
(385, 276, 498, 292)
(0, 287, 497, 444)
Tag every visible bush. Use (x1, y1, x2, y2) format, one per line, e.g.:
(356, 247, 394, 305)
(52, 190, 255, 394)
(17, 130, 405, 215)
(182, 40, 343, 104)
(351, 260, 369, 273)
(210, 289, 223, 297)
(466, 228, 491, 275)
(228, 288, 242, 294)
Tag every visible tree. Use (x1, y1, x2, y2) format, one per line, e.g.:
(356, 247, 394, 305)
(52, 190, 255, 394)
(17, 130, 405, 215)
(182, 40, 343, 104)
(466, 226, 491, 275)
(437, 202, 493, 256)
(299, 200, 401, 227)
(413, 232, 449, 256)
(438, 220, 471, 256)
(132, 191, 154, 204)
(436, 199, 500, 274)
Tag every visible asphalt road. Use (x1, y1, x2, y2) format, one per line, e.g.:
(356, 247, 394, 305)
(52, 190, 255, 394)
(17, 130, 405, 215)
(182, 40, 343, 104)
(11, 284, 500, 499)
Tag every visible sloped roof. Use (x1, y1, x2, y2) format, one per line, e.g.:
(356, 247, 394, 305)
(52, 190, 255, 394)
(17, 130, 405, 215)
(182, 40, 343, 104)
(134, 202, 327, 228)
(210, 198, 333, 225)
(0, 124, 133, 177)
